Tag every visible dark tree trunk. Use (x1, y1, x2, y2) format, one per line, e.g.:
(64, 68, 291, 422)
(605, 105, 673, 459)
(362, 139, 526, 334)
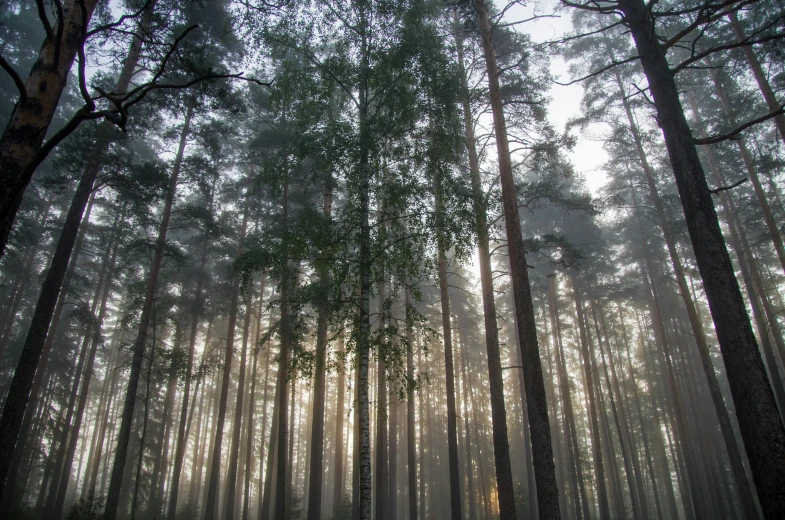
(405, 290, 417, 520)
(0, 0, 99, 258)
(454, 19, 517, 520)
(618, 1, 785, 516)
(103, 102, 194, 520)
(472, 2, 560, 516)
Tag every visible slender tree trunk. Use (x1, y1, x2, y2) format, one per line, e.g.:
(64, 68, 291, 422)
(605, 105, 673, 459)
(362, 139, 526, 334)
(571, 273, 611, 520)
(405, 290, 417, 520)
(333, 334, 347, 518)
(50, 223, 120, 519)
(548, 277, 590, 520)
(457, 324, 477, 520)
(167, 174, 216, 520)
(307, 178, 332, 520)
(0, 0, 99, 257)
(618, 1, 785, 516)
(205, 200, 250, 520)
(103, 101, 194, 520)
(454, 19, 517, 520)
(242, 278, 264, 520)
(728, 11, 785, 146)
(472, 2, 560, 516)
(429, 163, 462, 520)
(224, 212, 254, 520)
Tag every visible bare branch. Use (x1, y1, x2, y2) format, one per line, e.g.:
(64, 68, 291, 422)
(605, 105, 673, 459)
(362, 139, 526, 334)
(710, 177, 747, 194)
(86, 0, 154, 37)
(694, 105, 785, 145)
(554, 56, 639, 86)
(0, 54, 28, 104)
(35, 0, 53, 39)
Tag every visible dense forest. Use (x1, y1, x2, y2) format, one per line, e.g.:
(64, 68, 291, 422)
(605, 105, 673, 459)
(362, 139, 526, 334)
(0, 0, 784, 519)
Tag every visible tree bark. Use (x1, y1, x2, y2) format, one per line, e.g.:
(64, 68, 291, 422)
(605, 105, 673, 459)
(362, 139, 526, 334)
(454, 19, 517, 520)
(0, 0, 99, 258)
(472, 2, 560, 516)
(618, 1, 785, 516)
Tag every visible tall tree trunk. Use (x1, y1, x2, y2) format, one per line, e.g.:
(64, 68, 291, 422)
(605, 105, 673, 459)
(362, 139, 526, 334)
(454, 19, 517, 520)
(50, 222, 120, 519)
(307, 178, 332, 520)
(548, 277, 590, 520)
(333, 334, 347, 518)
(205, 199, 250, 520)
(0, 0, 99, 257)
(457, 324, 477, 520)
(405, 290, 417, 520)
(167, 174, 216, 520)
(618, 1, 785, 516)
(472, 2, 560, 516)
(571, 273, 611, 520)
(621, 77, 759, 520)
(430, 164, 462, 520)
(103, 101, 194, 520)
(728, 11, 785, 146)
(242, 277, 264, 520)
(708, 75, 785, 275)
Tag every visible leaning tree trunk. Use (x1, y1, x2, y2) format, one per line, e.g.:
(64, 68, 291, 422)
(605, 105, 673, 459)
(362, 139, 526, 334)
(622, 77, 759, 520)
(618, 0, 785, 516)
(472, 2, 560, 516)
(454, 19, 517, 520)
(103, 102, 194, 520)
(728, 11, 785, 146)
(0, 10, 149, 493)
(0, 0, 99, 258)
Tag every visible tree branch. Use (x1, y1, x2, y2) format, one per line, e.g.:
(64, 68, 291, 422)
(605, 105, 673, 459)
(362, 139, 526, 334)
(710, 177, 747, 195)
(694, 105, 785, 144)
(0, 54, 28, 104)
(554, 56, 639, 86)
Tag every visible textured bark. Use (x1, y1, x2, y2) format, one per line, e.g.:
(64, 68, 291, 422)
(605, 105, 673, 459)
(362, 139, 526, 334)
(103, 103, 193, 520)
(618, 1, 785, 516)
(571, 273, 611, 520)
(455, 20, 517, 520)
(243, 277, 265, 520)
(0, 0, 99, 258)
(472, 2, 560, 516)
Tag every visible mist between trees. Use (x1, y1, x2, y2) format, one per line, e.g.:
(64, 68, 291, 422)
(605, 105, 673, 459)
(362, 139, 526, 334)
(0, 1, 784, 519)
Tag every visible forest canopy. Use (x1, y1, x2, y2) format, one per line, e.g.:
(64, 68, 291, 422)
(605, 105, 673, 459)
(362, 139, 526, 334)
(0, 0, 784, 519)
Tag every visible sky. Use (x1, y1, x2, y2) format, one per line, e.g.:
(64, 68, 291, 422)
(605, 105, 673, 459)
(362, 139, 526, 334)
(509, 0, 611, 195)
